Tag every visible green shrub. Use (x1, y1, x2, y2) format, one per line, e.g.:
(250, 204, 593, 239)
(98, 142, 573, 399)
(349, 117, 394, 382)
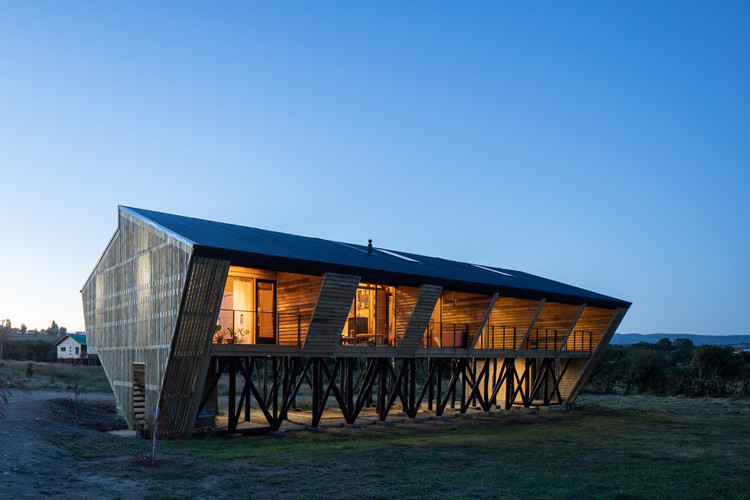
(585, 339, 750, 398)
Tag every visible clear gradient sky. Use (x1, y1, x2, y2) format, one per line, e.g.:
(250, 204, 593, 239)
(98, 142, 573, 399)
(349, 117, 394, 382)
(1, 2, 748, 334)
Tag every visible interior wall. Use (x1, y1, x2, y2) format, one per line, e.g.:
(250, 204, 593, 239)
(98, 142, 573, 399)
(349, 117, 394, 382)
(439, 291, 494, 347)
(564, 306, 617, 352)
(485, 297, 543, 350)
(528, 302, 583, 350)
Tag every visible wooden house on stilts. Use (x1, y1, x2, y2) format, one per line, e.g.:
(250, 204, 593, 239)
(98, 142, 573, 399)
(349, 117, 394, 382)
(82, 206, 630, 437)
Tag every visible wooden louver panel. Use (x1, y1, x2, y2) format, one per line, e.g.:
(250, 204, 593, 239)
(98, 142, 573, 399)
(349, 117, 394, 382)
(301, 273, 360, 357)
(277, 272, 325, 345)
(158, 256, 230, 437)
(396, 285, 442, 356)
(394, 286, 420, 344)
(80, 208, 192, 430)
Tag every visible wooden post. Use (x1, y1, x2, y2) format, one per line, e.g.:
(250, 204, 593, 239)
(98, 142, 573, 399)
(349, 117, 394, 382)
(228, 358, 236, 433)
(558, 304, 586, 354)
(469, 293, 499, 352)
(516, 299, 546, 354)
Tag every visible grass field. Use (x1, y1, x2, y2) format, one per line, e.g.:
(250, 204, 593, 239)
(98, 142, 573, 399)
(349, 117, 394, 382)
(62, 394, 750, 499)
(0, 359, 111, 392)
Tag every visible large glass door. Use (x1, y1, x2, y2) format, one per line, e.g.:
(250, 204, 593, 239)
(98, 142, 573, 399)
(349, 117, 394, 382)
(256, 280, 277, 344)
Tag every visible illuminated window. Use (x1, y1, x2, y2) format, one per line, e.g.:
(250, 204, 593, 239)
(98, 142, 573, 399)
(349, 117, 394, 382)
(341, 283, 394, 346)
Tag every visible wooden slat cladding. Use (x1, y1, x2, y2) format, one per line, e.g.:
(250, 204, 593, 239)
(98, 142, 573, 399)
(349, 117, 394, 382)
(396, 285, 442, 357)
(80, 208, 192, 430)
(564, 306, 628, 405)
(277, 272, 324, 346)
(395, 286, 420, 345)
(524, 302, 584, 351)
(558, 359, 587, 400)
(562, 306, 617, 352)
(301, 273, 360, 357)
(440, 291, 495, 347)
(158, 257, 230, 437)
(485, 297, 544, 350)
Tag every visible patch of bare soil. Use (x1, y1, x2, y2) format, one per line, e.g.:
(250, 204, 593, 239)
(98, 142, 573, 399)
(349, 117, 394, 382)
(49, 397, 128, 433)
(0, 390, 146, 499)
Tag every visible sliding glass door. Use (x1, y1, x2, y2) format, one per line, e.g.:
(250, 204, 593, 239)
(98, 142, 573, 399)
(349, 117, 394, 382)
(256, 279, 277, 344)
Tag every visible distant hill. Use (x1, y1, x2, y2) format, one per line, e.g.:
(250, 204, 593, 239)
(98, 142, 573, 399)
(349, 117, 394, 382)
(612, 333, 750, 346)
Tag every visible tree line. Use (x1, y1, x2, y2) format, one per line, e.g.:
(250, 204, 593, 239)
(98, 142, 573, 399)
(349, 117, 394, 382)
(1, 339, 57, 362)
(1, 318, 67, 336)
(585, 338, 750, 397)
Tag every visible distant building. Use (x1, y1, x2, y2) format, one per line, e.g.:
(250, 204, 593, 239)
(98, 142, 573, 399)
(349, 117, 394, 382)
(55, 334, 88, 361)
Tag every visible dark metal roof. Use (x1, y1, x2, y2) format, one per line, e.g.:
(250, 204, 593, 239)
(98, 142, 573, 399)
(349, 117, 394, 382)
(55, 333, 87, 346)
(121, 206, 630, 309)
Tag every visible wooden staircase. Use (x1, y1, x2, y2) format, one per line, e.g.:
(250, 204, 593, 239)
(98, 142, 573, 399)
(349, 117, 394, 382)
(133, 363, 146, 427)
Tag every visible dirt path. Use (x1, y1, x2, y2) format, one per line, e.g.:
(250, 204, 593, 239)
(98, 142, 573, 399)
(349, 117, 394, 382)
(0, 390, 142, 498)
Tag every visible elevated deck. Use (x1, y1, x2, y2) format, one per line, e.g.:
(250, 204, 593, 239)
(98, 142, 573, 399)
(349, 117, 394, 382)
(211, 343, 595, 359)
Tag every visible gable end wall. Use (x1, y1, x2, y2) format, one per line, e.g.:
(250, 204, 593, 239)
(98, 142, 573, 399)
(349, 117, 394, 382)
(81, 209, 192, 429)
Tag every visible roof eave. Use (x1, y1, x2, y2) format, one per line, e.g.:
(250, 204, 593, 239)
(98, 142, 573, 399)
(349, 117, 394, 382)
(193, 245, 631, 309)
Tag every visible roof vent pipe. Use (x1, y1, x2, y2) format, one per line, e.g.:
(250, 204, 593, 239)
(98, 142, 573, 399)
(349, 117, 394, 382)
(367, 239, 373, 254)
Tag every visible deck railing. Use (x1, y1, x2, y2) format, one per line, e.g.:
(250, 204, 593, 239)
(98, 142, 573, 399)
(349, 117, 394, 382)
(423, 322, 482, 348)
(522, 328, 562, 350)
(562, 329, 595, 352)
(470, 325, 597, 351)
(214, 308, 304, 347)
(484, 325, 518, 350)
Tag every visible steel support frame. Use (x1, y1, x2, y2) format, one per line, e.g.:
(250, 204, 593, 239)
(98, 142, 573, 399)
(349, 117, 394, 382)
(195, 355, 574, 433)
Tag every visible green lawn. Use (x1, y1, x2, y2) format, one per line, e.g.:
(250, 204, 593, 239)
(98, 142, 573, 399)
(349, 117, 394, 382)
(63, 394, 750, 499)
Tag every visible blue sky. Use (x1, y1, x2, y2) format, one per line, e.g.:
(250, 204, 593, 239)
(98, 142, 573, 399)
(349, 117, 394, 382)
(1, 2, 748, 334)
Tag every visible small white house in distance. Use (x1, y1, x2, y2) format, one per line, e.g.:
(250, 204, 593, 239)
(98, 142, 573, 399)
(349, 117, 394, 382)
(55, 334, 87, 361)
